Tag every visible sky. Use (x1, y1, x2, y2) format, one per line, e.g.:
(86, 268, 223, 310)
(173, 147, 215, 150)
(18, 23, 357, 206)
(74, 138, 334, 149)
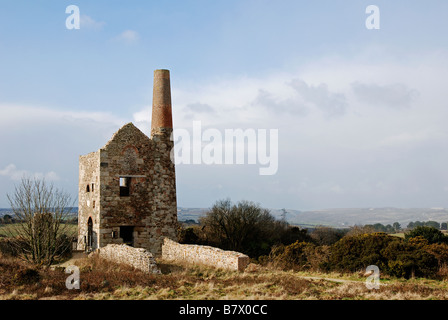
(1, 0, 448, 210)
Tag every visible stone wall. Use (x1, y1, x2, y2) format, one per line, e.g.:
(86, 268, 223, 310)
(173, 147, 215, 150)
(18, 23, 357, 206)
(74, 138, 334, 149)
(98, 244, 161, 274)
(162, 238, 250, 272)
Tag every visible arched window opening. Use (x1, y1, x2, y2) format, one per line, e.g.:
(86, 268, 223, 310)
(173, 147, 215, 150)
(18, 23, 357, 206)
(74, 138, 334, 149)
(87, 217, 93, 251)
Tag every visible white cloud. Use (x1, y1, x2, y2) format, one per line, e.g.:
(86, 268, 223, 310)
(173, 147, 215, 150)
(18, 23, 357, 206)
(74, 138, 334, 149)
(185, 103, 215, 114)
(252, 89, 309, 116)
(115, 30, 140, 43)
(132, 106, 152, 136)
(80, 15, 105, 30)
(0, 164, 27, 181)
(133, 107, 151, 123)
(352, 82, 419, 108)
(378, 130, 436, 148)
(290, 79, 347, 117)
(0, 104, 124, 131)
(0, 164, 60, 181)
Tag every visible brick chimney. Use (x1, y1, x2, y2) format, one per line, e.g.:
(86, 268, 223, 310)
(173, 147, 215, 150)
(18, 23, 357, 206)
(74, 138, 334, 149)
(151, 69, 173, 137)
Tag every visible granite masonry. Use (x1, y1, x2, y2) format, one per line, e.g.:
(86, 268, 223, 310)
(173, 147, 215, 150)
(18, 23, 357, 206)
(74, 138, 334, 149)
(162, 238, 250, 272)
(77, 69, 177, 257)
(97, 244, 161, 274)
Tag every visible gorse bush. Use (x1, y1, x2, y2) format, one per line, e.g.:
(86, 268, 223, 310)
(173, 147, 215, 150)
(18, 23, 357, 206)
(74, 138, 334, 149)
(425, 243, 448, 267)
(404, 226, 448, 244)
(264, 232, 441, 279)
(327, 233, 439, 279)
(327, 232, 394, 272)
(268, 241, 311, 270)
(407, 236, 429, 248)
(381, 240, 438, 278)
(266, 241, 330, 272)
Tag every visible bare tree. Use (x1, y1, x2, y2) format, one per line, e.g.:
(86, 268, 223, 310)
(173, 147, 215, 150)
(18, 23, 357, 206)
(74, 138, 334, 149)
(346, 225, 376, 237)
(199, 199, 277, 255)
(311, 226, 345, 246)
(6, 177, 75, 266)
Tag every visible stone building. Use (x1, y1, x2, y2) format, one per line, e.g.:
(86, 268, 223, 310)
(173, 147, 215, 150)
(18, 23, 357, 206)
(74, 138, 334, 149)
(77, 69, 177, 256)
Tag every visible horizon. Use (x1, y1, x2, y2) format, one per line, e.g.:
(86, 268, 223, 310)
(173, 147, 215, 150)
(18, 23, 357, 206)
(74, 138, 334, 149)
(1, 205, 447, 211)
(2, 205, 447, 227)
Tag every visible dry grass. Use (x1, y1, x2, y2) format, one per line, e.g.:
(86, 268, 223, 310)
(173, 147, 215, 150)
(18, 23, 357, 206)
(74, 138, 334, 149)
(2, 254, 448, 300)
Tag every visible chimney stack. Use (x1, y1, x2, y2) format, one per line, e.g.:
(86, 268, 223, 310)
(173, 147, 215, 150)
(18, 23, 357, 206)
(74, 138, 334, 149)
(151, 69, 173, 137)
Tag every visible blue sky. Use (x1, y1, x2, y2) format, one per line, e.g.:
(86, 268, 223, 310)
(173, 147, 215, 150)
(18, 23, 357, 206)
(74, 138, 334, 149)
(1, 1, 448, 210)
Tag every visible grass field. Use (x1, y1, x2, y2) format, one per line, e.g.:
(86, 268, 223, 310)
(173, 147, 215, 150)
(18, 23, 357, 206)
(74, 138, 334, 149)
(2, 253, 448, 300)
(390, 233, 405, 238)
(0, 223, 77, 237)
(391, 231, 448, 239)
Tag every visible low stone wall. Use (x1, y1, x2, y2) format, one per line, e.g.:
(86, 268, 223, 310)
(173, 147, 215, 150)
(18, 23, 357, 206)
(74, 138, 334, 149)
(162, 238, 250, 272)
(97, 244, 161, 274)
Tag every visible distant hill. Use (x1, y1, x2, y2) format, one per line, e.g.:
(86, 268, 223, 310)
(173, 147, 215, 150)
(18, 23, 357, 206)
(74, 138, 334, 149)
(178, 207, 448, 228)
(177, 207, 208, 222)
(270, 207, 448, 228)
(2, 207, 447, 228)
(0, 207, 78, 218)
(0, 208, 13, 216)
(179, 207, 448, 228)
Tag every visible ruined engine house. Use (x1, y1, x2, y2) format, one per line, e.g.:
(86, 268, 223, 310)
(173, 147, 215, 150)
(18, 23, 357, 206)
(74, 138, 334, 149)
(77, 69, 178, 256)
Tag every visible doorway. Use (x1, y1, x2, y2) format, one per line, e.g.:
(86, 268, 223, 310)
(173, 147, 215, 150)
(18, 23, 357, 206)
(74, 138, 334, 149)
(120, 226, 134, 246)
(87, 217, 93, 251)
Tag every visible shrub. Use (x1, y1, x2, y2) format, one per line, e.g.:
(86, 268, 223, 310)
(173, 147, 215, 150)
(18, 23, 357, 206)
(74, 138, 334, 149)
(14, 268, 41, 285)
(407, 236, 429, 248)
(268, 241, 310, 270)
(310, 226, 345, 246)
(278, 225, 312, 246)
(328, 232, 439, 278)
(178, 226, 201, 244)
(404, 226, 447, 244)
(345, 225, 376, 237)
(382, 240, 438, 278)
(55, 234, 73, 259)
(199, 199, 312, 258)
(265, 241, 329, 272)
(425, 243, 448, 267)
(6, 177, 75, 266)
(303, 244, 330, 272)
(328, 232, 393, 273)
(0, 237, 19, 256)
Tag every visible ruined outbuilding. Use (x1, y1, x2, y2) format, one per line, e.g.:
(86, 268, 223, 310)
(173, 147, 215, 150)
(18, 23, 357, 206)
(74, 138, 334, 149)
(77, 69, 177, 256)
